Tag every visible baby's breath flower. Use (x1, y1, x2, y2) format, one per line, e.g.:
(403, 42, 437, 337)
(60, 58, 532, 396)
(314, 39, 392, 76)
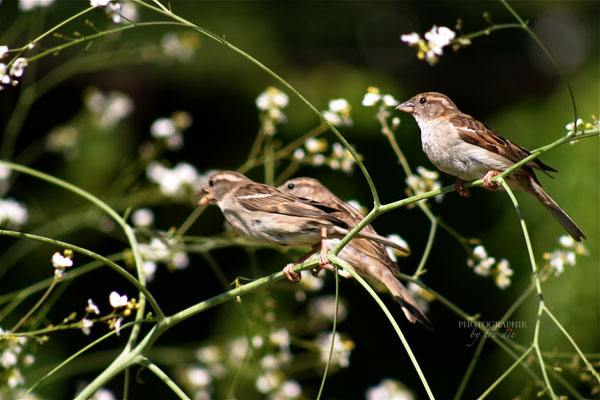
(565, 119, 583, 133)
(90, 0, 111, 7)
(8, 58, 27, 78)
(316, 332, 353, 368)
(113, 317, 123, 336)
(322, 98, 352, 127)
(81, 318, 94, 336)
(89, 388, 117, 400)
(400, 32, 420, 45)
(0, 46, 8, 59)
(185, 366, 212, 388)
(401, 25, 456, 66)
(105, 2, 122, 23)
(52, 251, 73, 278)
(543, 235, 588, 277)
(0, 198, 28, 228)
(84, 87, 134, 129)
(19, 0, 55, 11)
(292, 148, 305, 160)
(366, 378, 414, 400)
(86, 299, 101, 315)
(405, 167, 444, 204)
(362, 88, 381, 107)
(109, 291, 128, 308)
(304, 137, 327, 153)
(151, 118, 177, 138)
(382, 94, 398, 107)
(131, 208, 154, 227)
(0, 165, 10, 181)
(161, 32, 198, 62)
(256, 371, 282, 394)
(308, 295, 348, 322)
(0, 63, 12, 89)
(311, 154, 326, 167)
(147, 161, 201, 197)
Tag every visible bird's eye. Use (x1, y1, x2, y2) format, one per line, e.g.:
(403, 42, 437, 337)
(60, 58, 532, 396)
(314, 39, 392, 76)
(208, 179, 215, 187)
(287, 183, 295, 190)
(419, 97, 427, 104)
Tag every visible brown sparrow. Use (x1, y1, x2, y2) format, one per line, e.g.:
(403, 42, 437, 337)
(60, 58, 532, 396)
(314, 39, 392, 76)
(197, 171, 410, 281)
(396, 92, 585, 241)
(279, 177, 432, 329)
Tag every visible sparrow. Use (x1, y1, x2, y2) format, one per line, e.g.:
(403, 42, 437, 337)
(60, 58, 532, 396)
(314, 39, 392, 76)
(396, 92, 585, 242)
(279, 177, 432, 329)
(197, 171, 410, 282)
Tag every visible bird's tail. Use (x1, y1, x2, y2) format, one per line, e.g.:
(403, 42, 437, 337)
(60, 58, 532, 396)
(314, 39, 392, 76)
(379, 269, 433, 330)
(528, 180, 586, 241)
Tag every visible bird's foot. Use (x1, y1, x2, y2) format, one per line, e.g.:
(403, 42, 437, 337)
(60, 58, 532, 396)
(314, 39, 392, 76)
(283, 263, 302, 282)
(483, 170, 501, 191)
(455, 179, 470, 197)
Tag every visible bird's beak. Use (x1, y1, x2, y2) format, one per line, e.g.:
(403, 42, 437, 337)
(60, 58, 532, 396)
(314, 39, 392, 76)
(196, 188, 213, 207)
(395, 100, 414, 113)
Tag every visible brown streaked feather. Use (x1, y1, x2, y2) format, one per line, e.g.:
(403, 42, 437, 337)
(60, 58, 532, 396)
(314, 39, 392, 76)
(235, 184, 348, 228)
(451, 114, 557, 177)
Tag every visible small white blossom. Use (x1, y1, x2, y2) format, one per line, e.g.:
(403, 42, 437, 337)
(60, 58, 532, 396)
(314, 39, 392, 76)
(276, 380, 302, 399)
(151, 118, 177, 138)
(2, 350, 18, 368)
(161, 33, 197, 62)
(309, 295, 348, 322)
(362, 91, 381, 107)
(227, 337, 249, 363)
(195, 345, 221, 364)
(316, 332, 352, 368)
(382, 94, 398, 107)
(312, 154, 326, 166)
(186, 367, 211, 387)
(90, 0, 111, 7)
(473, 245, 488, 260)
(105, 2, 122, 23)
(19, 0, 55, 11)
(86, 299, 101, 315)
(52, 252, 73, 268)
(9, 57, 27, 78)
(256, 372, 281, 394)
(81, 318, 94, 335)
(366, 378, 414, 400)
(293, 148, 305, 160)
(109, 291, 128, 308)
(565, 119, 583, 133)
(0, 46, 8, 59)
(142, 261, 157, 281)
(131, 208, 154, 227)
(328, 98, 349, 112)
(305, 138, 327, 154)
(147, 161, 201, 197)
(89, 388, 117, 400)
(113, 317, 123, 336)
(400, 32, 420, 45)
(0, 198, 28, 228)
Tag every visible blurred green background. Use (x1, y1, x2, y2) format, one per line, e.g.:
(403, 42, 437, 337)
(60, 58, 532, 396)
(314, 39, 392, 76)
(0, 0, 598, 399)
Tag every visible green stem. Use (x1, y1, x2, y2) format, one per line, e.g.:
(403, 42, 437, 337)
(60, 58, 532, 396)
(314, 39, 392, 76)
(316, 263, 340, 400)
(477, 347, 534, 399)
(140, 357, 191, 400)
(9, 277, 58, 333)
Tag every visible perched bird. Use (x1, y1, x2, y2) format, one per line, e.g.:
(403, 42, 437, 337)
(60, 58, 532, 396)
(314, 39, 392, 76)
(396, 92, 585, 241)
(279, 177, 432, 329)
(197, 171, 410, 281)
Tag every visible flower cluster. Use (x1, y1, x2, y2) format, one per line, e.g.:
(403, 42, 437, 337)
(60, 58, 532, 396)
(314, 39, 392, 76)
(362, 86, 399, 120)
(565, 117, 598, 145)
(107, 291, 139, 336)
(322, 98, 353, 127)
(366, 378, 415, 400)
(293, 138, 359, 174)
(400, 25, 458, 65)
(467, 245, 513, 289)
(161, 32, 199, 62)
(316, 332, 353, 369)
(0, 327, 35, 393)
(137, 237, 190, 281)
(51, 249, 74, 279)
(84, 87, 134, 129)
(146, 161, 202, 198)
(256, 87, 289, 135)
(0, 47, 28, 91)
(542, 235, 588, 278)
(0, 198, 29, 229)
(150, 111, 193, 151)
(405, 166, 444, 204)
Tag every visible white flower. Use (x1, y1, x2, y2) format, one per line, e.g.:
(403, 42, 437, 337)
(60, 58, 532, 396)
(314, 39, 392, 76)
(0, 198, 28, 228)
(0, 63, 12, 89)
(131, 208, 154, 227)
(305, 138, 327, 153)
(161, 33, 196, 62)
(227, 337, 249, 363)
(84, 88, 133, 128)
(90, 0, 111, 7)
(382, 94, 398, 107)
(195, 345, 221, 364)
(52, 252, 73, 268)
(329, 98, 349, 112)
(559, 235, 575, 248)
(81, 318, 94, 335)
(2, 350, 18, 368)
(147, 161, 200, 197)
(86, 299, 101, 315)
(256, 87, 289, 111)
(0, 46, 8, 59)
(312, 154, 326, 166)
(114, 317, 123, 336)
(277, 380, 302, 399)
(366, 378, 414, 400)
(172, 251, 189, 270)
(565, 119, 583, 133)
(316, 332, 352, 368)
(9, 57, 28, 77)
(322, 110, 341, 126)
(89, 388, 117, 400)
(293, 148, 305, 160)
(186, 366, 211, 387)
(309, 295, 348, 322)
(362, 92, 381, 107)
(150, 118, 177, 138)
(105, 2, 122, 23)
(109, 291, 128, 308)
(473, 245, 488, 260)
(142, 261, 157, 281)
(400, 32, 420, 45)
(256, 372, 281, 394)
(424, 26, 456, 54)
(19, 0, 55, 11)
